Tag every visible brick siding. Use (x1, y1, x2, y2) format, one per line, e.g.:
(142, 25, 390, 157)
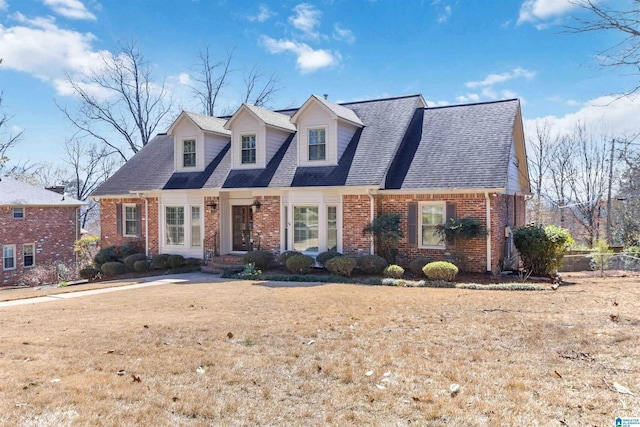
(1, 205, 80, 286)
(100, 197, 159, 256)
(342, 194, 374, 257)
(252, 196, 281, 253)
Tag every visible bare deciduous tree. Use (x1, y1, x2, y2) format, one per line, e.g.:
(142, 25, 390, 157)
(527, 119, 557, 224)
(568, 0, 640, 95)
(243, 65, 280, 107)
(0, 92, 24, 171)
(58, 42, 174, 162)
(547, 134, 576, 226)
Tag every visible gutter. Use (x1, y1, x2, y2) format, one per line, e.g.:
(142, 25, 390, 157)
(485, 192, 492, 273)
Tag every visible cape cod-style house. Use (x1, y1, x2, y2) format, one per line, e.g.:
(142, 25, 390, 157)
(92, 94, 530, 273)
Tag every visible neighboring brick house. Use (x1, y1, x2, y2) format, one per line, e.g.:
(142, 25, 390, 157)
(0, 176, 85, 286)
(92, 94, 530, 273)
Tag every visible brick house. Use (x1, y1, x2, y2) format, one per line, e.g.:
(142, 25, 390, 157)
(0, 176, 85, 286)
(92, 94, 530, 273)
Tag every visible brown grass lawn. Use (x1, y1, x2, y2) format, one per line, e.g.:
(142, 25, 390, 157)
(1, 272, 639, 426)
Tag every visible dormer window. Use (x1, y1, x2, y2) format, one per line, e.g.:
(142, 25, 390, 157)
(241, 134, 257, 164)
(308, 127, 326, 161)
(183, 139, 196, 167)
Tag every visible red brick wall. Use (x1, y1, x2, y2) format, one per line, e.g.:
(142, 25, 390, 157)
(100, 197, 159, 256)
(203, 196, 220, 257)
(342, 194, 373, 257)
(252, 196, 281, 253)
(1, 205, 80, 286)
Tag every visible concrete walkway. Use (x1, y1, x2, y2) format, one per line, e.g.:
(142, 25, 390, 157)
(0, 272, 217, 308)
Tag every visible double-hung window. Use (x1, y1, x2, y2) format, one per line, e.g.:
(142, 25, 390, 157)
(293, 206, 319, 252)
(191, 206, 201, 247)
(124, 205, 138, 236)
(183, 139, 196, 167)
(241, 134, 256, 164)
(420, 203, 445, 247)
(13, 208, 24, 219)
(308, 128, 326, 161)
(165, 206, 185, 245)
(327, 206, 338, 252)
(3, 245, 16, 270)
(23, 244, 35, 268)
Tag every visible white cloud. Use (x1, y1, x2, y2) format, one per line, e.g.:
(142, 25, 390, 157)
(178, 72, 190, 85)
(289, 3, 321, 39)
(524, 95, 640, 140)
(333, 23, 355, 44)
(0, 13, 104, 82)
(247, 4, 275, 23)
(438, 5, 452, 23)
(517, 0, 577, 24)
(0, 0, 7, 11)
(465, 67, 536, 88)
(260, 35, 339, 73)
(43, 0, 96, 20)
(502, 89, 518, 99)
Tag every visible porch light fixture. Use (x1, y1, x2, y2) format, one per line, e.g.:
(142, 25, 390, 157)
(206, 201, 218, 212)
(252, 200, 262, 211)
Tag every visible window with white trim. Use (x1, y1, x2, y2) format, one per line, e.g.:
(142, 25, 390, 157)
(3, 245, 16, 270)
(308, 127, 326, 161)
(183, 139, 196, 167)
(165, 206, 185, 245)
(23, 244, 35, 268)
(124, 205, 138, 236)
(293, 206, 319, 252)
(327, 206, 337, 251)
(191, 206, 201, 247)
(241, 134, 256, 164)
(13, 207, 24, 219)
(419, 202, 445, 248)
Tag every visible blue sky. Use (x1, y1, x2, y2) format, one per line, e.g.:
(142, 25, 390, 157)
(1, 0, 639, 170)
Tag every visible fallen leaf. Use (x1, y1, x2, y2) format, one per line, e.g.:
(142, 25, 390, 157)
(105, 350, 115, 354)
(117, 370, 126, 376)
(143, 325, 149, 329)
(172, 397, 179, 402)
(131, 374, 141, 383)
(50, 378, 61, 383)
(613, 382, 635, 396)
(317, 365, 322, 372)
(227, 332, 234, 339)
(365, 370, 374, 376)
(554, 370, 563, 378)
(449, 384, 461, 395)
(196, 366, 206, 375)
(412, 397, 420, 402)
(613, 301, 618, 306)
(610, 314, 619, 322)
(307, 340, 315, 345)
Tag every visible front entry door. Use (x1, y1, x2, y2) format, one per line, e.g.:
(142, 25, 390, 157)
(232, 206, 253, 251)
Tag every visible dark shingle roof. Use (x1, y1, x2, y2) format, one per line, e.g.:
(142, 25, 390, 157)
(390, 99, 519, 190)
(92, 95, 520, 196)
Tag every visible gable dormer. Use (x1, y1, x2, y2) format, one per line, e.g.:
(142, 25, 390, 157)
(224, 104, 296, 169)
(291, 95, 364, 167)
(167, 111, 231, 173)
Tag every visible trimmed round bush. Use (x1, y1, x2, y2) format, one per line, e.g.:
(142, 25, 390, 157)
(286, 254, 315, 274)
(151, 254, 171, 269)
(134, 260, 151, 273)
(325, 256, 357, 277)
(79, 267, 100, 280)
(117, 241, 143, 259)
(185, 257, 203, 266)
(101, 261, 126, 277)
(124, 253, 147, 271)
(94, 246, 119, 267)
(409, 257, 431, 276)
(357, 255, 388, 274)
(168, 254, 186, 269)
(242, 250, 275, 271)
(384, 264, 405, 279)
(422, 261, 458, 281)
(278, 250, 302, 265)
(316, 250, 343, 266)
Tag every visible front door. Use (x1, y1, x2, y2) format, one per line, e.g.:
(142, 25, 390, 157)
(232, 205, 253, 251)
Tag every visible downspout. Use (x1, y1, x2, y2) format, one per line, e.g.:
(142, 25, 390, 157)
(485, 192, 492, 273)
(367, 189, 376, 255)
(137, 193, 149, 258)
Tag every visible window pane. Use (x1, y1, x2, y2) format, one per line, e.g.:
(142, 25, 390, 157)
(421, 205, 444, 246)
(293, 206, 319, 252)
(183, 139, 196, 167)
(241, 134, 256, 164)
(327, 206, 337, 251)
(165, 207, 185, 245)
(308, 128, 326, 161)
(13, 208, 24, 219)
(3, 246, 15, 269)
(125, 206, 137, 235)
(23, 244, 34, 267)
(191, 207, 201, 247)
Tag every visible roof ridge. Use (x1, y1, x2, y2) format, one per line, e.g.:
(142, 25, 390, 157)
(339, 94, 424, 106)
(424, 98, 519, 110)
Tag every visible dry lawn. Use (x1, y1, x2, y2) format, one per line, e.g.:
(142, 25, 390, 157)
(1, 272, 639, 426)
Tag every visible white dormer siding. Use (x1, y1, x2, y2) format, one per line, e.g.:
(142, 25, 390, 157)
(168, 111, 231, 173)
(230, 110, 264, 169)
(291, 96, 363, 167)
